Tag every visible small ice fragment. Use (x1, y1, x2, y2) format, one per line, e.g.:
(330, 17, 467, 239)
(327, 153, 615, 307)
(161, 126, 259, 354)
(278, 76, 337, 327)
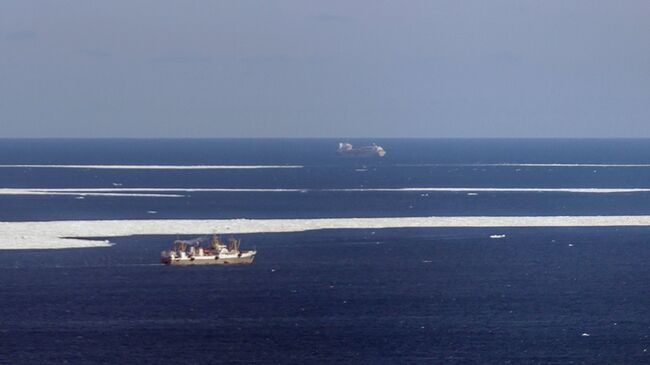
(420, 193, 429, 197)
(467, 193, 478, 196)
(422, 260, 432, 263)
(490, 234, 506, 239)
(147, 210, 158, 214)
(112, 183, 123, 186)
(568, 243, 574, 247)
(271, 269, 276, 272)
(75, 196, 85, 200)
(581, 333, 590, 337)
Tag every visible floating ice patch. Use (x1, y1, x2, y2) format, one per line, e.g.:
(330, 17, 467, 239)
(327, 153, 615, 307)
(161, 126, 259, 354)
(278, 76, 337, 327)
(492, 163, 650, 168)
(0, 189, 182, 198)
(397, 163, 650, 168)
(490, 234, 506, 239)
(3, 187, 650, 197)
(332, 187, 650, 193)
(0, 164, 302, 170)
(5, 215, 650, 250)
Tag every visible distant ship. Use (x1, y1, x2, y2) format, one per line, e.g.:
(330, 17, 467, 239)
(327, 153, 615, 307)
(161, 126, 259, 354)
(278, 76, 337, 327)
(337, 142, 386, 157)
(161, 235, 256, 265)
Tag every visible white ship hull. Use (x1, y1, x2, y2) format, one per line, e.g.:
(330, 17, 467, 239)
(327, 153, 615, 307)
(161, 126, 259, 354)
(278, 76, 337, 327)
(161, 250, 256, 265)
(161, 235, 256, 266)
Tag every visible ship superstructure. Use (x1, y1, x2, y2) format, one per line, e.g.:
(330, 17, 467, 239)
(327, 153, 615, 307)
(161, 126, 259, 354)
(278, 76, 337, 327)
(337, 142, 386, 157)
(161, 235, 256, 265)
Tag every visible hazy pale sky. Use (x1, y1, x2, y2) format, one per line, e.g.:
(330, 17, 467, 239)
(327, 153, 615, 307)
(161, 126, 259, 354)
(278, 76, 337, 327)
(0, 1, 648, 138)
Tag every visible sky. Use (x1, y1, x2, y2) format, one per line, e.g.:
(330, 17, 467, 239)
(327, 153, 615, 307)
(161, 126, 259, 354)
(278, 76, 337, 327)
(0, 1, 648, 138)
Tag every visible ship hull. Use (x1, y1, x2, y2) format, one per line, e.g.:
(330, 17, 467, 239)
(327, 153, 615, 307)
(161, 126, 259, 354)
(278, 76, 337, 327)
(162, 253, 255, 266)
(337, 143, 386, 157)
(339, 150, 384, 157)
(161, 235, 256, 266)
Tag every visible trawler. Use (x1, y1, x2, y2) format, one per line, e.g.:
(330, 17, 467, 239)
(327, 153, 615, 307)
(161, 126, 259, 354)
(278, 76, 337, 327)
(337, 142, 386, 157)
(161, 235, 256, 265)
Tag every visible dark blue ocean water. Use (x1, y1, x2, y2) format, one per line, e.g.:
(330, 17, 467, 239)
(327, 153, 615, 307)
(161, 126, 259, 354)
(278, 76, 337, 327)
(2, 139, 650, 364)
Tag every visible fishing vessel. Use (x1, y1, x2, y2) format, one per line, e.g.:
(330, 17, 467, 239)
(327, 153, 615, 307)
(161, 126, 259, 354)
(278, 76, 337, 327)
(337, 142, 386, 157)
(161, 235, 256, 265)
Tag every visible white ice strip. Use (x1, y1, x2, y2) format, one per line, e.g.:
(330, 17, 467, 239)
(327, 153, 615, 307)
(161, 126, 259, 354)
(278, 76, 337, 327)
(9, 188, 302, 193)
(5, 215, 650, 249)
(331, 188, 650, 193)
(488, 163, 650, 168)
(0, 164, 302, 170)
(0, 189, 183, 197)
(398, 163, 650, 168)
(2, 187, 650, 195)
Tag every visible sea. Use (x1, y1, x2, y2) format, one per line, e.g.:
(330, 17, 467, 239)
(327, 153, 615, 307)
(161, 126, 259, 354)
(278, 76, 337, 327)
(2, 139, 650, 364)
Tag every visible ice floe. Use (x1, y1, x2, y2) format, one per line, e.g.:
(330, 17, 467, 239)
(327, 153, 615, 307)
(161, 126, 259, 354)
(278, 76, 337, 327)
(2, 186, 650, 198)
(0, 164, 302, 170)
(332, 187, 650, 193)
(5, 215, 650, 250)
(0, 189, 182, 198)
(490, 163, 650, 168)
(398, 163, 650, 168)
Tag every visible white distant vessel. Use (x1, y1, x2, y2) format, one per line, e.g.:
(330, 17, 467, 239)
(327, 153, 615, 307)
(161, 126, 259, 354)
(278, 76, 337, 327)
(161, 235, 256, 265)
(337, 142, 386, 157)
